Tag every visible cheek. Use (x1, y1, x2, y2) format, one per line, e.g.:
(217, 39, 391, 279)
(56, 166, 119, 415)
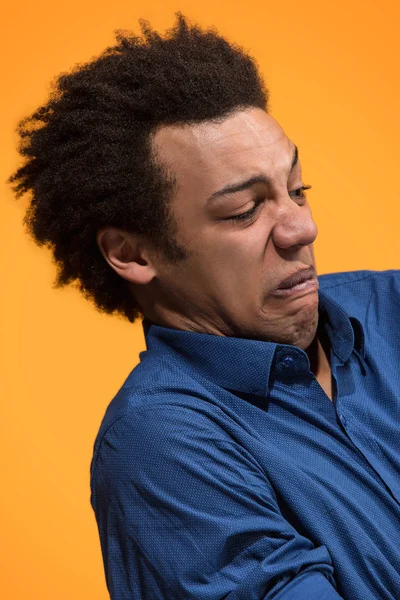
(202, 233, 266, 280)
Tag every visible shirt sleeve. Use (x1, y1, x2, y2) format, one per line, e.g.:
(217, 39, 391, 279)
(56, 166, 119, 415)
(90, 405, 344, 600)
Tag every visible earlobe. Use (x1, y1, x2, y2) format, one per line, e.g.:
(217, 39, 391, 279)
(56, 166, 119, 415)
(96, 227, 157, 285)
(118, 261, 157, 286)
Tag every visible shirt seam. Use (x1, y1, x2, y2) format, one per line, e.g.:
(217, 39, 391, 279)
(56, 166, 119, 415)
(90, 413, 132, 481)
(90, 404, 270, 487)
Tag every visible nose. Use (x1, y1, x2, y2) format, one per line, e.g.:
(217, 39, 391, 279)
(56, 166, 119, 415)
(270, 195, 318, 250)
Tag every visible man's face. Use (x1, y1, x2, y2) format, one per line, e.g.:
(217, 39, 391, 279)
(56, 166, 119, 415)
(149, 107, 319, 348)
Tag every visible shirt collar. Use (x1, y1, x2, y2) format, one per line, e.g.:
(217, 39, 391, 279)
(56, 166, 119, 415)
(142, 289, 365, 397)
(318, 289, 365, 363)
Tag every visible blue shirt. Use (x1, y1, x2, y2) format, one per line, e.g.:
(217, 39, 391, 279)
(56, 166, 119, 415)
(90, 269, 400, 599)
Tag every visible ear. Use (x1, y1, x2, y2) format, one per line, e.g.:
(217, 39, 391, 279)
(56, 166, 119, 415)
(96, 227, 157, 285)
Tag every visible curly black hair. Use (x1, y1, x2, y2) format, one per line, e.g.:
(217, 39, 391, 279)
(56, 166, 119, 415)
(7, 13, 268, 323)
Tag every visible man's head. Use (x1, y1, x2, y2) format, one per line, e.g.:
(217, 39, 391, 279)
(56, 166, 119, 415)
(8, 14, 319, 348)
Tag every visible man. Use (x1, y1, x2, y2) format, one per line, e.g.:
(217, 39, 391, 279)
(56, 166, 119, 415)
(8, 13, 400, 600)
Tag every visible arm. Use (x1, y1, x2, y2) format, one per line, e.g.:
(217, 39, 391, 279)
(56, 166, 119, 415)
(91, 405, 344, 600)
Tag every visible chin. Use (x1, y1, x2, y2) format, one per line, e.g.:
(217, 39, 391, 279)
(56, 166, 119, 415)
(297, 314, 319, 349)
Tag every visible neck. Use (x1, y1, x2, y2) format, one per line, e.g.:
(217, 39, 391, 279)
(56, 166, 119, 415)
(306, 325, 331, 379)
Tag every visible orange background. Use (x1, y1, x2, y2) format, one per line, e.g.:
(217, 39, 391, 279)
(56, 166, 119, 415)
(1, 1, 399, 598)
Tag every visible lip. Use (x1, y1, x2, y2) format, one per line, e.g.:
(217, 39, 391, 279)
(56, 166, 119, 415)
(271, 276, 319, 297)
(272, 266, 318, 296)
(274, 266, 315, 291)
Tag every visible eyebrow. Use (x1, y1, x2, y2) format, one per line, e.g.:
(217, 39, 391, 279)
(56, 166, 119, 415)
(207, 144, 299, 204)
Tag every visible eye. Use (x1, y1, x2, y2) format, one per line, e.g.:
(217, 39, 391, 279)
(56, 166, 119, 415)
(221, 199, 263, 222)
(223, 205, 258, 222)
(289, 184, 312, 199)
(220, 184, 312, 223)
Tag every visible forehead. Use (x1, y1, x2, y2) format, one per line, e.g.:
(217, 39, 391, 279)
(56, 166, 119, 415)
(152, 107, 293, 197)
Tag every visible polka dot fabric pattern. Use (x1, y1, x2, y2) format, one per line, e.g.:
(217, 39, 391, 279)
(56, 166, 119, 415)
(90, 269, 400, 599)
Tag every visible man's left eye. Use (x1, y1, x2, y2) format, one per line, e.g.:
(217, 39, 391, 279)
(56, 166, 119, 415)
(289, 184, 312, 198)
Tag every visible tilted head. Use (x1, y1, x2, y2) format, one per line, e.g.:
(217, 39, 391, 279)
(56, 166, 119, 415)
(8, 14, 319, 347)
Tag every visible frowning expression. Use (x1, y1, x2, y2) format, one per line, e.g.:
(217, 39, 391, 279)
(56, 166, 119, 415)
(149, 106, 319, 347)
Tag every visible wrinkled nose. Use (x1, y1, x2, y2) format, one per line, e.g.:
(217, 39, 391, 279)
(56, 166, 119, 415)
(271, 197, 318, 250)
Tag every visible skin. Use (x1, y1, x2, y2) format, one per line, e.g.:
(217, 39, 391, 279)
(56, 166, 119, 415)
(97, 107, 333, 400)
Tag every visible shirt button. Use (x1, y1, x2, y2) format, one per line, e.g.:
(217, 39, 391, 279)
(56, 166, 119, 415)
(339, 414, 347, 427)
(281, 356, 295, 369)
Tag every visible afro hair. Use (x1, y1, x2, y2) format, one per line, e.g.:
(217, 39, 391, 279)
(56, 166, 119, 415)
(7, 13, 268, 322)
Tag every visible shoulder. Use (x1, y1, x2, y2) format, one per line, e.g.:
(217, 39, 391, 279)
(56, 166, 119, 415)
(93, 350, 217, 438)
(90, 391, 232, 489)
(89, 401, 267, 513)
(318, 269, 400, 341)
(318, 268, 400, 290)
(318, 268, 400, 306)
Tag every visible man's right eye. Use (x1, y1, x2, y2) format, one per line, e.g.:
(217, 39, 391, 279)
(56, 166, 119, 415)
(221, 201, 261, 222)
